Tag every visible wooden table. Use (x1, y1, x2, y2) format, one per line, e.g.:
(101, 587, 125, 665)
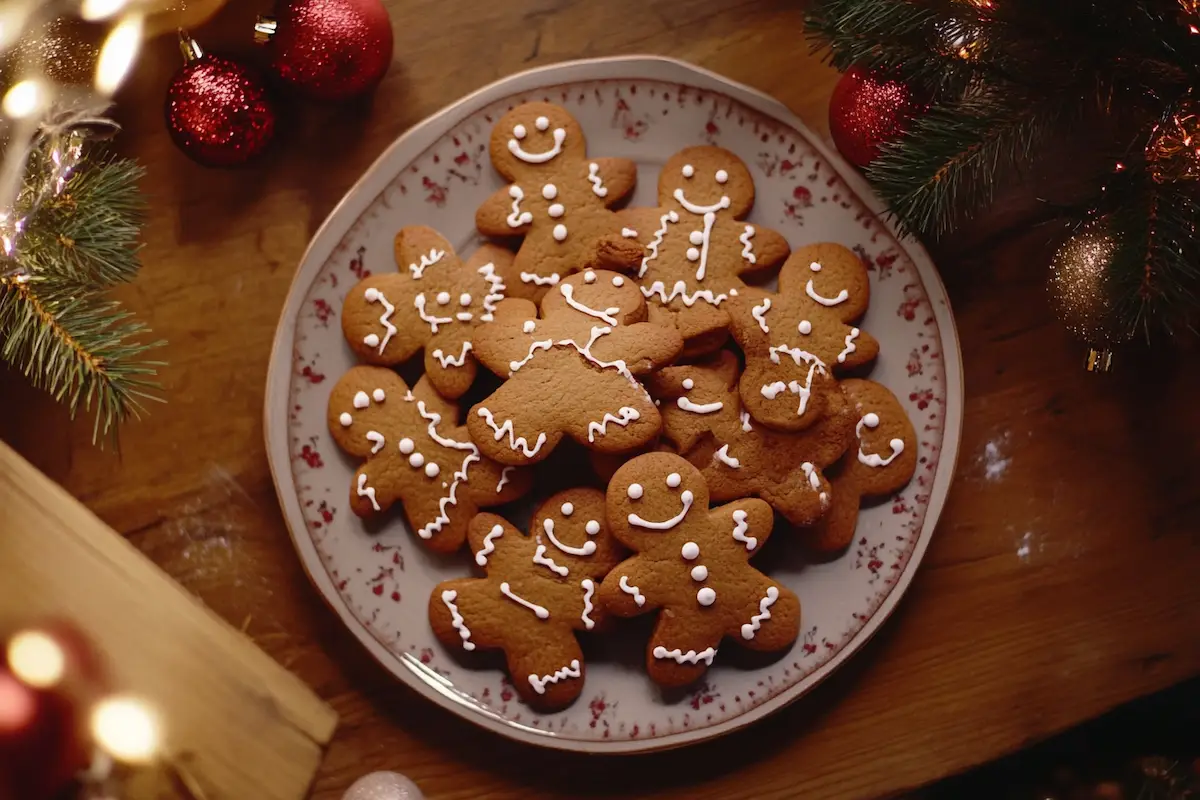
(4, 1, 1200, 798)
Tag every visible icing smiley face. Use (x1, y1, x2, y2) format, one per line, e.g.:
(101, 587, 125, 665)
(658, 146, 755, 218)
(539, 269, 648, 327)
(529, 493, 625, 575)
(490, 102, 587, 175)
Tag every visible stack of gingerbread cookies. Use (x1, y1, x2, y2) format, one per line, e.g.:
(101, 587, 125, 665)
(326, 101, 917, 711)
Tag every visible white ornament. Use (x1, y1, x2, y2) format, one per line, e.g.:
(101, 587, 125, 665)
(342, 771, 425, 800)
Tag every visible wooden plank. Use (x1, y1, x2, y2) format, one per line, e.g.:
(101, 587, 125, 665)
(0, 441, 337, 800)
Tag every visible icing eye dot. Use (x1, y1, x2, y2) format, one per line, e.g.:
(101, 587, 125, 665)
(372, 388, 385, 402)
(809, 261, 822, 272)
(585, 520, 601, 535)
(513, 124, 527, 139)
(542, 184, 557, 200)
(398, 438, 415, 454)
(339, 412, 352, 427)
(409, 452, 425, 468)
(425, 462, 440, 478)
(697, 587, 717, 606)
(561, 502, 574, 516)
(799, 320, 813, 335)
(612, 275, 625, 287)
(666, 472, 681, 488)
(681, 164, 695, 178)
(353, 391, 370, 409)
(436, 291, 451, 305)
(363, 333, 380, 347)
(682, 378, 695, 390)
(691, 565, 708, 581)
(459, 293, 472, 306)
(584, 271, 596, 284)
(627, 483, 643, 500)
(523, 320, 536, 333)
(553, 224, 568, 242)
(686, 247, 701, 261)
(547, 203, 565, 218)
(864, 412, 881, 428)
(681, 542, 700, 560)
(689, 231, 704, 245)
(364, 287, 379, 301)
(715, 169, 729, 183)
(535, 115, 550, 131)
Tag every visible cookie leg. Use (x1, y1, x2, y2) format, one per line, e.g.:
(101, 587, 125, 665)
(645, 614, 721, 690)
(735, 582, 801, 653)
(429, 580, 510, 654)
(506, 635, 587, 711)
(807, 476, 863, 554)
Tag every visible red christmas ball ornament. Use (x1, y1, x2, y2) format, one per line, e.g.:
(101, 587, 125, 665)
(258, 0, 394, 102)
(165, 32, 277, 168)
(829, 66, 927, 169)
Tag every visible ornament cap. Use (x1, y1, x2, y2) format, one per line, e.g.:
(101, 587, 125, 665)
(254, 16, 278, 45)
(1086, 348, 1114, 373)
(178, 29, 204, 64)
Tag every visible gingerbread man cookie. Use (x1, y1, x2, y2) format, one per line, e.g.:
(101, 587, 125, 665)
(808, 379, 917, 554)
(327, 366, 531, 553)
(429, 489, 624, 710)
(728, 242, 880, 432)
(597, 453, 801, 688)
(467, 269, 684, 466)
(648, 350, 857, 527)
(617, 146, 790, 356)
(340, 226, 512, 400)
(475, 102, 644, 301)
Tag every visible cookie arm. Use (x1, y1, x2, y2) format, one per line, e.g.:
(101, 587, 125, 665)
(476, 185, 532, 237)
(724, 288, 774, 354)
(592, 322, 684, 374)
(465, 513, 528, 570)
(612, 207, 668, 247)
(736, 223, 790, 279)
(711, 498, 776, 558)
(587, 157, 638, 206)
(595, 556, 661, 618)
(470, 314, 543, 377)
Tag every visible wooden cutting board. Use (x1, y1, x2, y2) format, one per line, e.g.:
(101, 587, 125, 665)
(0, 440, 337, 800)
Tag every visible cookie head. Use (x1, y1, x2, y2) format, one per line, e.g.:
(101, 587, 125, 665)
(490, 102, 587, 179)
(607, 453, 709, 552)
(530, 489, 623, 578)
(540, 269, 647, 326)
(660, 146, 754, 218)
(784, 243, 871, 322)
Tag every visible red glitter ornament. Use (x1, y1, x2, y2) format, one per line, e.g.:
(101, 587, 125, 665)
(257, 0, 393, 102)
(829, 66, 927, 169)
(165, 32, 277, 168)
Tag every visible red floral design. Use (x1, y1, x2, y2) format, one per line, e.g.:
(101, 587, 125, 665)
(423, 176, 449, 206)
(612, 97, 649, 140)
(349, 245, 370, 280)
(312, 298, 334, 326)
(298, 437, 323, 468)
(906, 347, 924, 377)
(784, 185, 813, 221)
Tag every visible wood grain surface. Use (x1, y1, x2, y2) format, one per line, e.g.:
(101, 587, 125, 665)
(2, 1, 1199, 798)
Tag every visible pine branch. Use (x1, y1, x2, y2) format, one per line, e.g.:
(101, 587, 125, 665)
(0, 275, 164, 444)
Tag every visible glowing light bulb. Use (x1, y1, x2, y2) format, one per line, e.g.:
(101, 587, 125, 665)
(95, 14, 143, 96)
(81, 0, 130, 21)
(3, 79, 47, 119)
(91, 695, 162, 764)
(7, 630, 66, 688)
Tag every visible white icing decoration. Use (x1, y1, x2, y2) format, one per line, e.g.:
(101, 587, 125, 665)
(742, 586, 780, 640)
(838, 327, 860, 363)
(799, 320, 813, 335)
(500, 581, 549, 619)
(356, 473, 380, 511)
(653, 646, 717, 665)
(619, 576, 646, 607)
(339, 412, 352, 427)
(508, 339, 553, 374)
(477, 408, 547, 457)
(716, 169, 729, 183)
(583, 271, 596, 284)
(673, 188, 731, 215)
(477, 262, 506, 322)
(560, 283, 618, 325)
(695, 211, 717, 280)
(677, 396, 722, 414)
(627, 483, 643, 499)
(535, 115, 550, 131)
(587, 162, 608, 197)
(520, 271, 560, 286)
(414, 294, 453, 333)
(533, 542, 569, 576)
(687, 247, 700, 262)
(372, 388, 386, 402)
(751, 298, 771, 333)
(366, 431, 385, 454)
(739, 411, 753, 432)
(436, 291, 451, 306)
(761, 382, 788, 400)
(475, 523, 504, 566)
(362, 287, 397, 354)
(682, 378, 695, 389)
(528, 659, 581, 696)
(639, 211, 679, 276)
(353, 391, 370, 409)
(766, 346, 829, 416)
(398, 437, 414, 454)
(456, 312, 473, 322)
(681, 164, 695, 178)
(415, 401, 481, 540)
(691, 565, 708, 582)
(689, 231, 704, 245)
(806, 279, 850, 307)
(508, 126, 566, 163)
(621, 228, 638, 238)
(408, 248, 446, 279)
(424, 462, 440, 478)
(856, 413, 905, 467)
(553, 224, 568, 242)
(459, 293, 472, 306)
(612, 275, 625, 286)
(542, 184, 557, 200)
(523, 321, 537, 333)
(585, 520, 600, 535)
(810, 261, 822, 272)
(714, 443, 740, 469)
(543, 518, 597, 556)
(580, 580, 596, 629)
(732, 509, 757, 551)
(697, 587, 716, 606)
(431, 341, 473, 368)
(666, 472, 681, 488)
(408, 452, 425, 468)
(561, 502, 574, 516)
(801, 461, 821, 491)
(681, 541, 700, 560)
(628, 490, 694, 530)
(513, 124, 527, 139)
(441, 589, 475, 650)
(495, 466, 515, 494)
(548, 203, 565, 218)
(641, 280, 729, 307)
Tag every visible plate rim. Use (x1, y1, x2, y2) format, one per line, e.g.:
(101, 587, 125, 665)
(264, 54, 965, 754)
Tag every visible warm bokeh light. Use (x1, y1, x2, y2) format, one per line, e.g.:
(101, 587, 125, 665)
(2, 78, 47, 119)
(90, 695, 162, 764)
(94, 13, 143, 95)
(0, 671, 37, 734)
(80, 0, 130, 22)
(7, 630, 66, 689)
(0, 1, 34, 53)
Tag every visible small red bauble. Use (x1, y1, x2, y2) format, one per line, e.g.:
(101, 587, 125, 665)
(263, 0, 394, 102)
(165, 33, 277, 168)
(829, 66, 926, 169)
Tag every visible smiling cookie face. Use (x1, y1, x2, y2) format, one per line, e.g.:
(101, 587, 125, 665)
(659, 146, 755, 218)
(489, 102, 588, 180)
(539, 269, 648, 327)
(606, 452, 710, 556)
(527, 490, 626, 577)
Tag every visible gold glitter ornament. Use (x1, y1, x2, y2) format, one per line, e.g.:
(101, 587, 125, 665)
(11, 18, 103, 86)
(1047, 221, 1131, 372)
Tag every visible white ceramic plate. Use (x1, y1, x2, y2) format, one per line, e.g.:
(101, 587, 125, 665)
(265, 56, 963, 753)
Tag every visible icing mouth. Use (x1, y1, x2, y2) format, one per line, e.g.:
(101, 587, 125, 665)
(673, 188, 731, 215)
(628, 490, 695, 530)
(508, 127, 567, 163)
(543, 518, 597, 556)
